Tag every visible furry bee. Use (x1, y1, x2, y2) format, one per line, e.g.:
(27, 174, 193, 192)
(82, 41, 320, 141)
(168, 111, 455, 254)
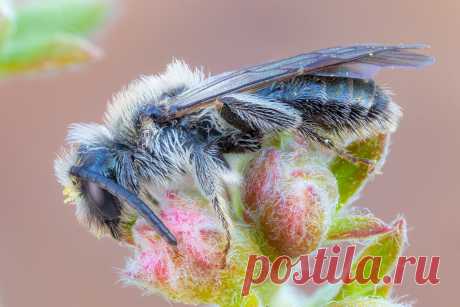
(55, 44, 433, 245)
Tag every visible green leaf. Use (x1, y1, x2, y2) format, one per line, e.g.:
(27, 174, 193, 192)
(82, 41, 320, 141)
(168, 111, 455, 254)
(0, 0, 15, 48)
(329, 134, 389, 212)
(373, 284, 392, 298)
(0, 0, 110, 77)
(13, 0, 109, 40)
(241, 293, 260, 307)
(0, 34, 101, 76)
(326, 214, 392, 242)
(333, 218, 407, 300)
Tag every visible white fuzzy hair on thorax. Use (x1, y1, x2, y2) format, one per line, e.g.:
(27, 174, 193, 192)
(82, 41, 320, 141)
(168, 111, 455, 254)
(104, 59, 206, 140)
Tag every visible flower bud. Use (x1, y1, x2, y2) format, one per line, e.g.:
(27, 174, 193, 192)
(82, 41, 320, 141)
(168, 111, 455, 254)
(122, 192, 258, 306)
(242, 145, 338, 257)
(242, 148, 282, 223)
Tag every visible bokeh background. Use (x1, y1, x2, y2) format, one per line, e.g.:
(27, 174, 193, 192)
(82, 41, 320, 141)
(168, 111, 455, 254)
(0, 0, 456, 306)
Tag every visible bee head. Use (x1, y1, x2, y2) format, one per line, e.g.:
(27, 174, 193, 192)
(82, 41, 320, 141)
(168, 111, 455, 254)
(75, 148, 121, 211)
(55, 140, 119, 238)
(54, 123, 176, 244)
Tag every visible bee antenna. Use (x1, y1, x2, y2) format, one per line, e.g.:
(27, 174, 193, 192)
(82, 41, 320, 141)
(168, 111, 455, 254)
(69, 166, 178, 246)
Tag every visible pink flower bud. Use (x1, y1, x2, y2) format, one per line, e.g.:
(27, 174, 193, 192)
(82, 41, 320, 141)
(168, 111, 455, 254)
(122, 192, 254, 305)
(260, 179, 325, 257)
(242, 146, 338, 257)
(242, 148, 282, 223)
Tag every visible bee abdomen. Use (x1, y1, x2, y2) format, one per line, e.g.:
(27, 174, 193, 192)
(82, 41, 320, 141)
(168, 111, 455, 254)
(261, 76, 401, 138)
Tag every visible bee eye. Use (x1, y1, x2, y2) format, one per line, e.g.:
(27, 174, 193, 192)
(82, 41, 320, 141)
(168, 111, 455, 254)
(69, 165, 177, 245)
(81, 180, 121, 220)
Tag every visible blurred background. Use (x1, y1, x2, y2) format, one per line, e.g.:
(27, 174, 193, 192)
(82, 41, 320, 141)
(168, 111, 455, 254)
(0, 0, 456, 306)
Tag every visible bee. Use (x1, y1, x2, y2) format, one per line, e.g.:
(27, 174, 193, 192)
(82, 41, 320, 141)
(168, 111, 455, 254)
(54, 44, 433, 246)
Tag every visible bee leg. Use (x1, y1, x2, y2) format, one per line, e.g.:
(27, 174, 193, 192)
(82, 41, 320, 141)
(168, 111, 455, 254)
(216, 131, 262, 153)
(218, 93, 302, 134)
(299, 125, 376, 168)
(192, 144, 232, 250)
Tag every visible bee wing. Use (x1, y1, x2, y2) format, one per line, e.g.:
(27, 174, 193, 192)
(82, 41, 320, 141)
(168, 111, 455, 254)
(170, 44, 433, 113)
(310, 45, 435, 79)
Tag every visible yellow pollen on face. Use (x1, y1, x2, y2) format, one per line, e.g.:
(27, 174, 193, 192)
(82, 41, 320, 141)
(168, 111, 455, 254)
(63, 185, 80, 204)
